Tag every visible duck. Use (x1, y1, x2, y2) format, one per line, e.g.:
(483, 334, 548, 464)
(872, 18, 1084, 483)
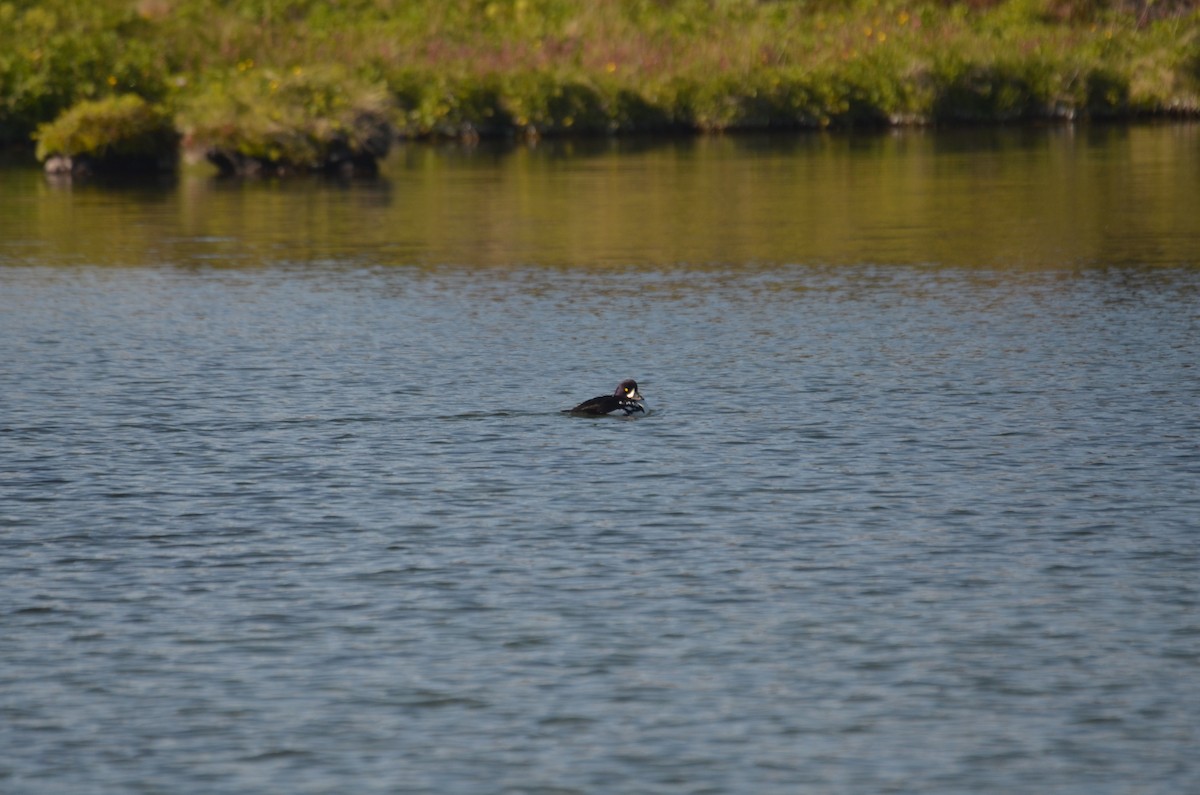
(564, 379, 646, 416)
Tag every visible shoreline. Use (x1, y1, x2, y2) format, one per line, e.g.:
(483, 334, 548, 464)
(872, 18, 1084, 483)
(7, 0, 1198, 174)
(6, 113, 1200, 178)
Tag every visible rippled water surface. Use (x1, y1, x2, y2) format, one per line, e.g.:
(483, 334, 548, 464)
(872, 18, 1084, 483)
(2, 127, 1199, 794)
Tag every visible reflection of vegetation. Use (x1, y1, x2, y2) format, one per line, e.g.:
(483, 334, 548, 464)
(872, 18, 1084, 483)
(10, 127, 1195, 269)
(3, 0, 1198, 165)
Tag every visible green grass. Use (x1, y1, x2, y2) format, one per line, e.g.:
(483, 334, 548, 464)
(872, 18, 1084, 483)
(4, 0, 1198, 167)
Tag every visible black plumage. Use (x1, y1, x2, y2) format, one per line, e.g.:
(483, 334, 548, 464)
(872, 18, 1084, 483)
(564, 379, 646, 416)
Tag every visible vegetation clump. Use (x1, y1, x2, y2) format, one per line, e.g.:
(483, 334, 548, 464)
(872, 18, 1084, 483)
(33, 93, 178, 175)
(177, 65, 393, 175)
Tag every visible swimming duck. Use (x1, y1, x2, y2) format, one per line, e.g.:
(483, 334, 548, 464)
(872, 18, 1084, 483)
(564, 379, 645, 416)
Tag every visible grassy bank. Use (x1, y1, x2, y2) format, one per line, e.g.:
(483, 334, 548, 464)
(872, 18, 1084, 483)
(4, 0, 1198, 168)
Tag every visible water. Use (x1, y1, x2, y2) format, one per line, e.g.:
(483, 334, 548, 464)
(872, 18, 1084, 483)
(2, 126, 1199, 794)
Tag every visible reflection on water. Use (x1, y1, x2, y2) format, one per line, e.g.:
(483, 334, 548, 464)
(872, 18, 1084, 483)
(1, 126, 1199, 795)
(2, 124, 1198, 270)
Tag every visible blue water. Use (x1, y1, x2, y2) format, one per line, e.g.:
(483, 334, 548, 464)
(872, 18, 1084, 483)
(2, 130, 1200, 794)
